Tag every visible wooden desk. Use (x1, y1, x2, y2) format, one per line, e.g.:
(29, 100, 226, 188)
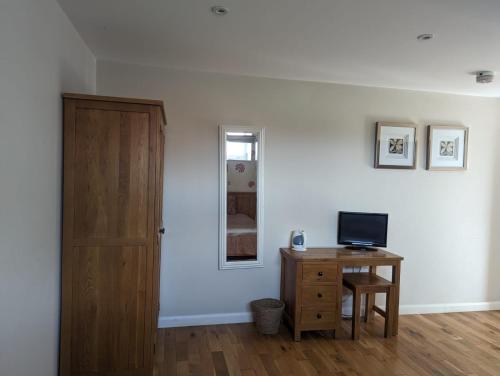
(280, 247, 403, 341)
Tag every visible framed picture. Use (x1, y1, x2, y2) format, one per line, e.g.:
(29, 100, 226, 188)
(375, 122, 417, 169)
(426, 125, 469, 171)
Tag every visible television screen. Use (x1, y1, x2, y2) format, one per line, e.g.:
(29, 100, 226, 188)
(338, 212, 388, 248)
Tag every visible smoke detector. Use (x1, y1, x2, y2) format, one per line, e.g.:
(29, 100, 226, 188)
(476, 71, 494, 84)
(211, 6, 229, 15)
(417, 34, 434, 41)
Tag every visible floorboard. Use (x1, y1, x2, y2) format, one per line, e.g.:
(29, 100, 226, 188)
(155, 311, 500, 375)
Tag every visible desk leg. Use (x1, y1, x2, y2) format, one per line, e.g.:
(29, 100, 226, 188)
(293, 329, 301, 342)
(280, 255, 285, 303)
(392, 261, 401, 336)
(337, 265, 343, 338)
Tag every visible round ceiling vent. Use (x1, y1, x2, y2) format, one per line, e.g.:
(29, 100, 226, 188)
(211, 6, 229, 16)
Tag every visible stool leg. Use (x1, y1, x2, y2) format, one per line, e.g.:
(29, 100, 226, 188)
(364, 293, 375, 323)
(352, 290, 361, 340)
(384, 287, 394, 338)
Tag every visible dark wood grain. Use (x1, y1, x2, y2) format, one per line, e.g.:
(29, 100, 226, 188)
(280, 247, 403, 262)
(211, 351, 230, 376)
(281, 247, 403, 341)
(227, 192, 256, 220)
(343, 272, 395, 289)
(155, 311, 500, 375)
(343, 273, 396, 340)
(302, 263, 338, 283)
(60, 95, 165, 376)
(73, 109, 150, 239)
(70, 246, 147, 371)
(63, 93, 167, 124)
(151, 110, 165, 366)
(301, 285, 336, 307)
(226, 234, 257, 258)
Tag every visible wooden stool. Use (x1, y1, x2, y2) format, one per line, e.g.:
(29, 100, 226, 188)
(343, 272, 396, 340)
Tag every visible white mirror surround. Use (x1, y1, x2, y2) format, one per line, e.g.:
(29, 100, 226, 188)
(219, 125, 264, 270)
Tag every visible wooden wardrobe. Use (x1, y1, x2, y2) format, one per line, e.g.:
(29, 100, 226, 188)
(60, 94, 166, 376)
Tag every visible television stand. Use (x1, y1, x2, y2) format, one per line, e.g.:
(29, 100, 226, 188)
(345, 245, 378, 252)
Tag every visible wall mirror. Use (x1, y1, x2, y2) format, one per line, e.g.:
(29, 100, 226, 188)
(219, 126, 264, 269)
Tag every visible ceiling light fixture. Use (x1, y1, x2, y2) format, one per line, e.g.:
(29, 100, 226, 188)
(211, 6, 229, 16)
(417, 33, 434, 41)
(475, 71, 494, 84)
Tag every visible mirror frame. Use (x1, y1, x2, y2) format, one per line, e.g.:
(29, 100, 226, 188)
(219, 125, 265, 270)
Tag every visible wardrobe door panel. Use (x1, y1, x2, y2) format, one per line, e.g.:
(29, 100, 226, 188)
(71, 246, 147, 373)
(73, 109, 150, 240)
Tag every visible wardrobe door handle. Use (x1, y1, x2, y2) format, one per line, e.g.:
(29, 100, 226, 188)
(317, 293, 323, 298)
(317, 272, 323, 277)
(317, 313, 322, 319)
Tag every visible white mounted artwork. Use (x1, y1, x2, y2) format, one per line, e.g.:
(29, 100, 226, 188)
(427, 125, 469, 171)
(375, 122, 417, 169)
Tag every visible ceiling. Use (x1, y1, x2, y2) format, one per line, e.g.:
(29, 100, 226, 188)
(58, 0, 500, 97)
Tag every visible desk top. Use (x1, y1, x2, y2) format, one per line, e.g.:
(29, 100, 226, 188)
(280, 247, 403, 262)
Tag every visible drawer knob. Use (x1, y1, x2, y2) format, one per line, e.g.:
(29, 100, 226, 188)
(317, 313, 322, 319)
(317, 293, 323, 298)
(317, 271, 323, 277)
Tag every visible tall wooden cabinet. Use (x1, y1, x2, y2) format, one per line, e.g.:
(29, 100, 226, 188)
(60, 94, 166, 376)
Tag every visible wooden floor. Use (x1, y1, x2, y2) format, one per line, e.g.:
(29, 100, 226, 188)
(154, 311, 500, 375)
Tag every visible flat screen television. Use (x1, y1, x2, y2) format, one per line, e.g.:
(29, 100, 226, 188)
(338, 211, 388, 249)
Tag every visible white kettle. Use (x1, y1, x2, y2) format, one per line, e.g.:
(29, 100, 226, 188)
(291, 230, 307, 252)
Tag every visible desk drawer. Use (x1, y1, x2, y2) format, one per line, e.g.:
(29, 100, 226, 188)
(302, 263, 338, 283)
(302, 285, 337, 307)
(301, 309, 336, 325)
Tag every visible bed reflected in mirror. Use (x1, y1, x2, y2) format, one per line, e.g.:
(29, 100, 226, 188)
(219, 126, 264, 269)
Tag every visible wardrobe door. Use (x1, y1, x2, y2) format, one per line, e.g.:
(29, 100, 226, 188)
(60, 96, 164, 376)
(151, 121, 165, 355)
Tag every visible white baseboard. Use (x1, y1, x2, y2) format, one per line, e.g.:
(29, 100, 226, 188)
(399, 301, 500, 315)
(158, 301, 500, 328)
(158, 312, 253, 328)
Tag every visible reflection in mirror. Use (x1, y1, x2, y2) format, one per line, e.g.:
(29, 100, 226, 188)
(219, 127, 264, 269)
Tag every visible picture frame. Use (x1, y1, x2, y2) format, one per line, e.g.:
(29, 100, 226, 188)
(426, 125, 469, 171)
(375, 122, 417, 169)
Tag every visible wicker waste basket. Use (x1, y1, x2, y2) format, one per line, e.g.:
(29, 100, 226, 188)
(251, 299, 284, 335)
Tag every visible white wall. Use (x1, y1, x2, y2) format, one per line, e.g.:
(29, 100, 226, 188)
(0, 1, 95, 375)
(97, 61, 500, 325)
